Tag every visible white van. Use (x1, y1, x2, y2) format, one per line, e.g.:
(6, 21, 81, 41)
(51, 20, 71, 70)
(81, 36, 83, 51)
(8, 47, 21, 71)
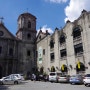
(49, 72, 62, 82)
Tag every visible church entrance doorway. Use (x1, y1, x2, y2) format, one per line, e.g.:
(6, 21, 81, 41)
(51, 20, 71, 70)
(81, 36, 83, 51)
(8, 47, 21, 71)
(0, 65, 2, 78)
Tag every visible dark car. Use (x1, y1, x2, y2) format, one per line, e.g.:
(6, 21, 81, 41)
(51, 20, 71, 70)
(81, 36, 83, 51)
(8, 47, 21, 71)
(43, 75, 49, 81)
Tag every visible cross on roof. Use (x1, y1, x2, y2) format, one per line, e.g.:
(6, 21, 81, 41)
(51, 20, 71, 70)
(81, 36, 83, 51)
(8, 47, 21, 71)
(27, 8, 28, 13)
(0, 17, 4, 23)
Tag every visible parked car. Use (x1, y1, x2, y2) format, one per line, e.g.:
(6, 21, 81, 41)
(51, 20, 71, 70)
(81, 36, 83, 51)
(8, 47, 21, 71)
(31, 74, 36, 81)
(49, 72, 62, 82)
(69, 75, 83, 84)
(0, 75, 22, 85)
(57, 75, 70, 83)
(43, 74, 49, 82)
(10, 74, 25, 81)
(83, 74, 90, 86)
(0, 77, 5, 85)
(0, 77, 6, 81)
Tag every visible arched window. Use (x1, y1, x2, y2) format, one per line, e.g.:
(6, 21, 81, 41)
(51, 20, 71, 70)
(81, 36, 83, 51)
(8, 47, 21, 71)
(9, 48, 13, 56)
(61, 64, 68, 73)
(0, 65, 2, 78)
(73, 27, 81, 39)
(28, 21, 31, 28)
(50, 53, 54, 62)
(27, 50, 31, 56)
(40, 66, 44, 74)
(50, 40, 54, 49)
(74, 43, 83, 55)
(60, 49, 67, 58)
(76, 62, 85, 74)
(51, 66, 55, 72)
(60, 35, 65, 44)
(0, 46, 2, 54)
(27, 33, 31, 39)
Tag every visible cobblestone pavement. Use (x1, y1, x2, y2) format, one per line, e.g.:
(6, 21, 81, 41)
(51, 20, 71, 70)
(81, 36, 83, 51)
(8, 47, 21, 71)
(0, 80, 90, 90)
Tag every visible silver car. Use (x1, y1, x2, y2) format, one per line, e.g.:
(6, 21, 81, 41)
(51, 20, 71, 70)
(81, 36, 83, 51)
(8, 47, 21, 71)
(10, 74, 25, 81)
(57, 75, 70, 83)
(0, 75, 22, 85)
(49, 72, 62, 82)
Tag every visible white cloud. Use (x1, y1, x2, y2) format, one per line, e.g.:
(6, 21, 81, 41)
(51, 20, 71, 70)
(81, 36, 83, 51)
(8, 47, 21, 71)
(45, 0, 68, 3)
(64, 0, 90, 22)
(37, 25, 53, 34)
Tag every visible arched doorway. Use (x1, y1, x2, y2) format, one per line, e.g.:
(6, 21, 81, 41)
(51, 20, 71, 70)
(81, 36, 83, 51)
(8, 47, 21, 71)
(61, 64, 68, 74)
(0, 65, 2, 79)
(76, 62, 85, 74)
(51, 66, 55, 72)
(40, 66, 44, 74)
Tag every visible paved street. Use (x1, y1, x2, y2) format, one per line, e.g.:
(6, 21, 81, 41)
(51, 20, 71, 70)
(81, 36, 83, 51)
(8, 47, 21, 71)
(0, 80, 90, 90)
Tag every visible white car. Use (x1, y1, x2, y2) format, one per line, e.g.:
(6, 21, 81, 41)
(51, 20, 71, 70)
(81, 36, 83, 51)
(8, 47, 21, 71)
(0, 77, 6, 81)
(49, 72, 62, 82)
(0, 75, 22, 85)
(83, 74, 90, 86)
(0, 77, 6, 84)
(10, 74, 25, 81)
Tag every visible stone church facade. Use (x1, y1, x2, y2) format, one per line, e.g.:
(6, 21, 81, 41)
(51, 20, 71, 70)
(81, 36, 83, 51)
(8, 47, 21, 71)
(0, 13, 37, 78)
(37, 10, 90, 75)
(0, 10, 90, 78)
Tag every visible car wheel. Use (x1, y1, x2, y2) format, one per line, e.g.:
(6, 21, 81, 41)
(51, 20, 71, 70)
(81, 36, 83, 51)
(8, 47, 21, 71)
(0, 82, 3, 85)
(14, 81, 18, 84)
(51, 81, 53, 83)
(85, 84, 89, 87)
(56, 79, 58, 83)
(70, 83, 74, 85)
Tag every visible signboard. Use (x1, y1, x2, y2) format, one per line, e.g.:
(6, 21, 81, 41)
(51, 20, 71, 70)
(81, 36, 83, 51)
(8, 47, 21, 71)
(38, 47, 42, 64)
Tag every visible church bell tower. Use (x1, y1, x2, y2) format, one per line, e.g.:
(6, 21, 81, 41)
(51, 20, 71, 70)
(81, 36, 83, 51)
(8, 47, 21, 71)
(16, 12, 37, 74)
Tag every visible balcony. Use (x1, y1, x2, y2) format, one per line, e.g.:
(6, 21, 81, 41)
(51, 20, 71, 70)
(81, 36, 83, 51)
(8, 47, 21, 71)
(75, 52, 83, 57)
(60, 56, 67, 60)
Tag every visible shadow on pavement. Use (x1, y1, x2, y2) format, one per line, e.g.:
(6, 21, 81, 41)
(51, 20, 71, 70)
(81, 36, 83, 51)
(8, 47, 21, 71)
(0, 81, 29, 89)
(0, 85, 9, 90)
(20, 80, 30, 85)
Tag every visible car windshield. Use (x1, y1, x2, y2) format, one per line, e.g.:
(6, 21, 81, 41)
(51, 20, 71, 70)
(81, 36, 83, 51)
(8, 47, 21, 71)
(50, 73, 56, 76)
(20, 74, 24, 76)
(15, 75, 20, 78)
(2, 77, 5, 79)
(60, 75, 68, 77)
(85, 74, 90, 77)
(5, 76, 10, 79)
(71, 75, 82, 78)
(57, 73, 62, 76)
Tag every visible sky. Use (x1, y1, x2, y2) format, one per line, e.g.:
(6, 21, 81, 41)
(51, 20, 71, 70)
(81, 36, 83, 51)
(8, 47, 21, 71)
(0, 0, 90, 35)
